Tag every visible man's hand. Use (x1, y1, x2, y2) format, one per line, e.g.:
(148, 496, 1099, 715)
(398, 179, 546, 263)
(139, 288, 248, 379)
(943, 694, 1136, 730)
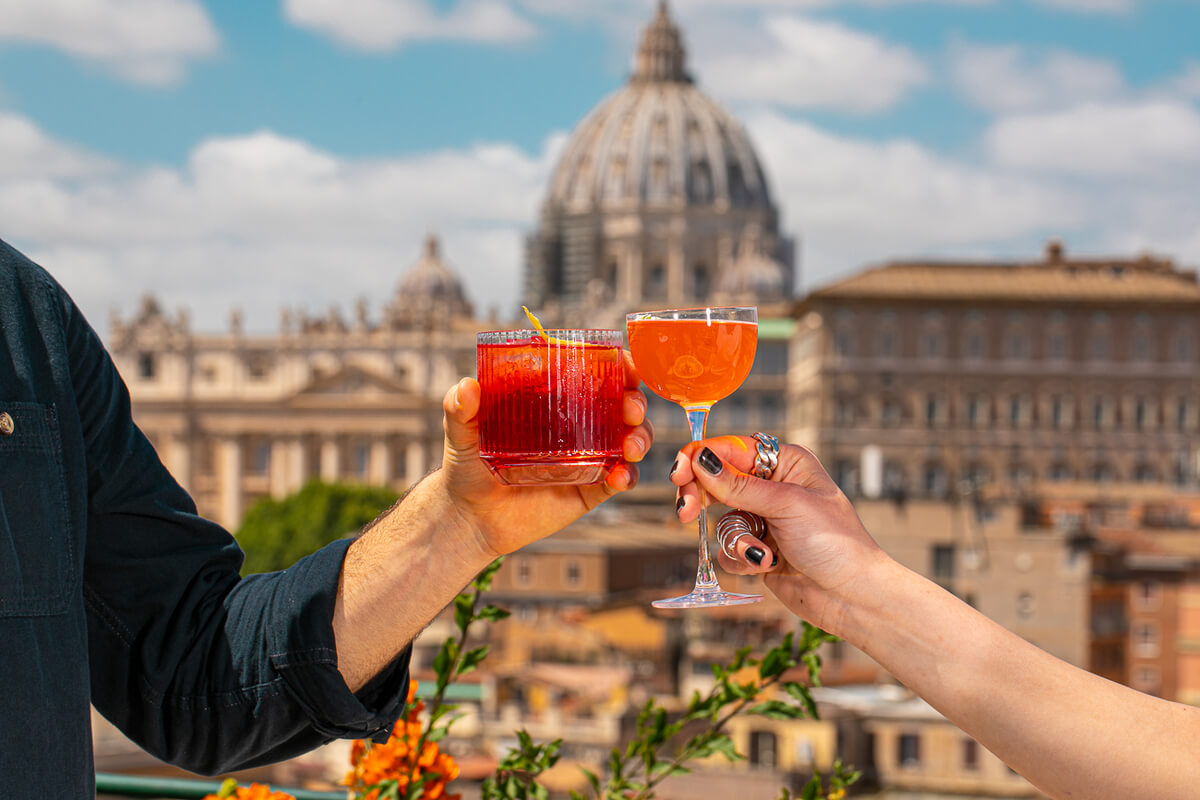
(434, 351, 652, 560)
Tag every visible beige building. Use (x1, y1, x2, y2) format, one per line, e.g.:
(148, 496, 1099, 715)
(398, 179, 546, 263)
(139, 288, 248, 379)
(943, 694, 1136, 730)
(790, 240, 1200, 501)
(109, 234, 480, 530)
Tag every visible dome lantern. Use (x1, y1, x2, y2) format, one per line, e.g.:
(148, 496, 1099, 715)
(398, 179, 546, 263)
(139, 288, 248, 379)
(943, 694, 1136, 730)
(632, 1, 691, 84)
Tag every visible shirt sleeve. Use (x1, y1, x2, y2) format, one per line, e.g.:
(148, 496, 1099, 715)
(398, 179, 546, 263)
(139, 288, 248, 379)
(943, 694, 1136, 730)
(54, 276, 411, 774)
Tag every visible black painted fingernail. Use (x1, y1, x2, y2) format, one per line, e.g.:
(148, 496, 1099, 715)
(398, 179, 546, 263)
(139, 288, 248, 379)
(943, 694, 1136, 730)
(669, 458, 680, 479)
(675, 497, 685, 513)
(698, 447, 723, 476)
(746, 547, 765, 566)
(771, 553, 778, 567)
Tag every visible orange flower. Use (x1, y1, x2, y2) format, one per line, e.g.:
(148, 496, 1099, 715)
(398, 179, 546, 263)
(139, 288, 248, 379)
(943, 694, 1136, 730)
(343, 680, 461, 800)
(203, 780, 296, 800)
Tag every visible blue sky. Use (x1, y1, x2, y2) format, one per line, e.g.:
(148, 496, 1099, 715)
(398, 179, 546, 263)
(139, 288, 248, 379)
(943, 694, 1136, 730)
(1, 0, 1198, 332)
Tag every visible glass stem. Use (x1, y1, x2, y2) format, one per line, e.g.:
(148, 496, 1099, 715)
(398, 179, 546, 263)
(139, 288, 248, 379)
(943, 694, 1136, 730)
(685, 407, 719, 592)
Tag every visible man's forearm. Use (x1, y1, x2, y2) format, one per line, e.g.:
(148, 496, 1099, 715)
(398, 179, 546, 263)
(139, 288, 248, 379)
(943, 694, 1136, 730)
(331, 469, 496, 692)
(838, 557, 1200, 800)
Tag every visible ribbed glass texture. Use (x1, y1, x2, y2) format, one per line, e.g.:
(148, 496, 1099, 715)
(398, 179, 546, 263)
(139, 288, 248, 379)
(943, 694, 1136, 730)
(476, 329, 623, 485)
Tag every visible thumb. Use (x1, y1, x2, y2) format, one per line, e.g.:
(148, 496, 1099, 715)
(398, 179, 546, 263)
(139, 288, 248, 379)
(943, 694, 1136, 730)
(690, 445, 791, 516)
(442, 377, 482, 456)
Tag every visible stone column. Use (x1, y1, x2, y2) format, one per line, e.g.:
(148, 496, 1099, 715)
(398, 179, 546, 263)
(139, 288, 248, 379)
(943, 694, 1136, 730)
(370, 438, 392, 487)
(168, 433, 192, 494)
(623, 240, 643, 305)
(320, 437, 341, 483)
(287, 438, 306, 493)
(406, 440, 427, 484)
(217, 436, 243, 531)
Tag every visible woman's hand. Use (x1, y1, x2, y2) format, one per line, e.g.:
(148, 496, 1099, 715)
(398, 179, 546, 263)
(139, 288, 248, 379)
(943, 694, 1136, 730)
(435, 351, 652, 561)
(670, 436, 886, 635)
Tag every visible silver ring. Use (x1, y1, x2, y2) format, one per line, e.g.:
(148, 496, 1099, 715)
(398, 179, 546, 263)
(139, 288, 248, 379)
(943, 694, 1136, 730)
(722, 530, 753, 557)
(716, 509, 769, 557)
(752, 432, 779, 480)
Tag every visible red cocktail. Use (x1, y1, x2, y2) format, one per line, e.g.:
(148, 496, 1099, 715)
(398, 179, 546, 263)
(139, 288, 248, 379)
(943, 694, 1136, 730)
(477, 329, 624, 485)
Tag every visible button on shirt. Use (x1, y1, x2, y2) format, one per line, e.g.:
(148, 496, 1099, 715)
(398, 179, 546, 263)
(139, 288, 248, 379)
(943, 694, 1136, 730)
(0, 240, 411, 797)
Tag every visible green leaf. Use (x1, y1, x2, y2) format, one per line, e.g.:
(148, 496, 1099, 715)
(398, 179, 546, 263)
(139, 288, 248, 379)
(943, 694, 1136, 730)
(216, 778, 238, 798)
(785, 682, 820, 719)
(800, 775, 820, 800)
(748, 700, 806, 720)
(430, 702, 459, 724)
(474, 557, 505, 592)
(478, 604, 512, 622)
(730, 644, 754, 671)
(427, 725, 448, 742)
(649, 763, 691, 778)
(609, 747, 624, 779)
(708, 734, 743, 762)
(457, 644, 490, 676)
(432, 637, 459, 679)
(582, 767, 601, 794)
(759, 647, 791, 680)
(454, 592, 474, 633)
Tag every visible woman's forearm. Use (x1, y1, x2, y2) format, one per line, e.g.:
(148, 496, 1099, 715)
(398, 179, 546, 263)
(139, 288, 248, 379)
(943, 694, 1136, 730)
(836, 556, 1200, 800)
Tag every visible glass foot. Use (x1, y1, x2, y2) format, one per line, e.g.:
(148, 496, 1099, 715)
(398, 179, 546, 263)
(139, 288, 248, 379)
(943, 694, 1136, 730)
(651, 588, 763, 609)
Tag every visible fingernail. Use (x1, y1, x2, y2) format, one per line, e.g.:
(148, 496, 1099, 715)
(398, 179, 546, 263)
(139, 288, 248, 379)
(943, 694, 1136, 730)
(771, 553, 779, 567)
(669, 457, 679, 479)
(675, 497, 685, 513)
(746, 547, 765, 566)
(698, 447, 723, 476)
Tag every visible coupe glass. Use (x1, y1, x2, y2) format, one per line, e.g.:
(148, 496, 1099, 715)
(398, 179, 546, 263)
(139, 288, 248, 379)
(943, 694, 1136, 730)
(626, 306, 763, 608)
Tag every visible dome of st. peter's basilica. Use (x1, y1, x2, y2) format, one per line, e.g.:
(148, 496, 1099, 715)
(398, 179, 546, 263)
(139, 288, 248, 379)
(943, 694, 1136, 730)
(523, 2, 794, 325)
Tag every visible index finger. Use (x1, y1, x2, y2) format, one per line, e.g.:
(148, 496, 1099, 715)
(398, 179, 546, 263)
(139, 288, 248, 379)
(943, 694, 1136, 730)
(621, 350, 641, 389)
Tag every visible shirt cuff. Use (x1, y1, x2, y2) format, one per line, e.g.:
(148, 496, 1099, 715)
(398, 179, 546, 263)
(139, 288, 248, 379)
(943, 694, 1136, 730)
(267, 538, 411, 742)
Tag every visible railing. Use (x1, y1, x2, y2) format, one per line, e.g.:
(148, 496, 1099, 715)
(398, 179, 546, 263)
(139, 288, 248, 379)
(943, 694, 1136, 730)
(95, 772, 346, 799)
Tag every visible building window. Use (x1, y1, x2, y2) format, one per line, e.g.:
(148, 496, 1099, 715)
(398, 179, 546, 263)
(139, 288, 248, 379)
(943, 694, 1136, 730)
(1092, 397, 1113, 430)
(1133, 333, 1152, 361)
(1089, 334, 1110, 360)
(1009, 396, 1031, 428)
(877, 330, 896, 358)
(1133, 463, 1158, 483)
(932, 544, 956, 581)
(883, 461, 908, 494)
(1049, 462, 1072, 482)
(246, 351, 271, 380)
(1133, 622, 1159, 658)
(1006, 333, 1028, 359)
(835, 396, 856, 426)
(964, 331, 984, 359)
(516, 558, 531, 585)
(833, 460, 857, 495)
(963, 738, 980, 771)
(1017, 592, 1036, 619)
(760, 395, 782, 428)
(925, 394, 943, 428)
(647, 263, 666, 297)
(1134, 666, 1161, 695)
(565, 560, 581, 586)
(693, 263, 710, 299)
(1173, 333, 1194, 362)
(1090, 462, 1116, 483)
(966, 395, 986, 428)
(1134, 398, 1154, 430)
(921, 331, 944, 359)
(1136, 580, 1160, 611)
(137, 352, 157, 380)
(1008, 462, 1033, 487)
(882, 397, 903, 427)
(923, 462, 947, 496)
(834, 331, 854, 358)
(749, 730, 778, 767)
(1177, 399, 1195, 432)
(1048, 332, 1067, 360)
(898, 733, 921, 767)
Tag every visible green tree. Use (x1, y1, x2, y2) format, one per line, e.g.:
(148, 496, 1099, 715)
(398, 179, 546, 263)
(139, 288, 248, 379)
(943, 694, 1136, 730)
(235, 480, 400, 575)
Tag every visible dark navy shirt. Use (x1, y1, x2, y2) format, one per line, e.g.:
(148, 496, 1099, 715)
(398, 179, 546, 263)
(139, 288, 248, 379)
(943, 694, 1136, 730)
(0, 240, 410, 797)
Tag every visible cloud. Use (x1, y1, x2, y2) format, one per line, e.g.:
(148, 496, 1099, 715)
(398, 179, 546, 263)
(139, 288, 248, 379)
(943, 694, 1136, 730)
(699, 15, 928, 113)
(283, 0, 538, 51)
(0, 113, 116, 179)
(1029, 0, 1134, 13)
(984, 101, 1200, 178)
(0, 0, 219, 86)
(950, 41, 1124, 114)
(0, 116, 561, 331)
(743, 110, 1082, 286)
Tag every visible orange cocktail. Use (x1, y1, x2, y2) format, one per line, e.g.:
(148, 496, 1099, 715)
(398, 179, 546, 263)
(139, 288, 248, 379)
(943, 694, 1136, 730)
(626, 317, 757, 409)
(625, 306, 762, 609)
(476, 329, 624, 485)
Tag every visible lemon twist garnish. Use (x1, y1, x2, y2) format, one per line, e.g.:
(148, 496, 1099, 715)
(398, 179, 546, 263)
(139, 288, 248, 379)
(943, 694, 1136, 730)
(522, 305, 548, 339)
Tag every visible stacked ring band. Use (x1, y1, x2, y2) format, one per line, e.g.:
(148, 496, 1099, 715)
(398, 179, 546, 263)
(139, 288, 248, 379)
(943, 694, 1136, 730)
(751, 432, 780, 480)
